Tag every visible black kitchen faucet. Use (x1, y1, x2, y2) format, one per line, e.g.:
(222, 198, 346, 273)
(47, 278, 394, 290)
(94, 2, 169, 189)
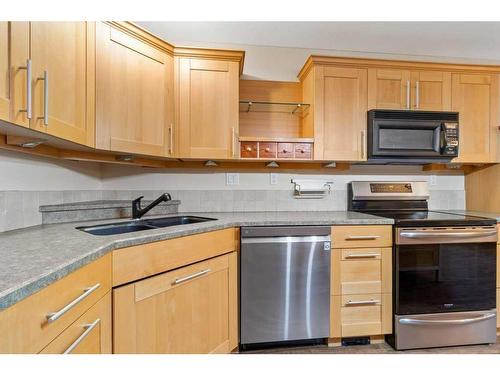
(132, 193, 172, 219)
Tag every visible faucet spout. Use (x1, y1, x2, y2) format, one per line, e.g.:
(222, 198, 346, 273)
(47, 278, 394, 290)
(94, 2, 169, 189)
(132, 193, 172, 219)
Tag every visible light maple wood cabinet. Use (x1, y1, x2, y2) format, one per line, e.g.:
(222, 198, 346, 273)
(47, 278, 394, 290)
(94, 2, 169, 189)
(0, 22, 31, 127)
(301, 64, 368, 161)
(175, 49, 243, 159)
(330, 225, 393, 341)
(113, 251, 237, 354)
(368, 68, 451, 111)
(451, 73, 499, 163)
(29, 22, 94, 146)
(39, 292, 112, 354)
(95, 22, 174, 157)
(0, 254, 111, 353)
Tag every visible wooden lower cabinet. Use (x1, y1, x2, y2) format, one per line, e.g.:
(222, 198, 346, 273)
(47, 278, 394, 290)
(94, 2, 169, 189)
(331, 293, 392, 337)
(39, 292, 111, 354)
(113, 252, 238, 354)
(330, 225, 393, 340)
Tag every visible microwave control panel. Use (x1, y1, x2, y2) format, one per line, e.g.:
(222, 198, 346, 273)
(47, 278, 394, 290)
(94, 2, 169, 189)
(442, 123, 459, 156)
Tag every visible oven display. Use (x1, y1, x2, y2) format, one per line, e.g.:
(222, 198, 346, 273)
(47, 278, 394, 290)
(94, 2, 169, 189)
(370, 183, 413, 193)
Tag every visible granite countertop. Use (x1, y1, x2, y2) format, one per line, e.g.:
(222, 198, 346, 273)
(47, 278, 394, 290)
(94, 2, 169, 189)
(39, 199, 180, 212)
(0, 211, 392, 310)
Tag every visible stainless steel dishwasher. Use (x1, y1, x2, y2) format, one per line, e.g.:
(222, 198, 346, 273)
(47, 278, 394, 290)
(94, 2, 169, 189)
(240, 226, 331, 347)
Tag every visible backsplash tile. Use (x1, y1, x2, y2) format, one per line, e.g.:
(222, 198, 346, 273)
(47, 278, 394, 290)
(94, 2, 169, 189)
(0, 188, 466, 233)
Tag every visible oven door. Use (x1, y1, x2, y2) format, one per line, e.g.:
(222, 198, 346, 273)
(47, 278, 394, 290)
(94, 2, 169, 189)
(395, 226, 497, 315)
(369, 119, 444, 158)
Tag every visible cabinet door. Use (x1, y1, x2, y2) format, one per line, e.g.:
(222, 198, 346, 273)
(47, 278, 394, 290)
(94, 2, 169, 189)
(368, 68, 411, 109)
(316, 66, 367, 161)
(30, 22, 93, 145)
(411, 70, 451, 111)
(452, 73, 499, 163)
(0, 22, 30, 126)
(39, 292, 112, 354)
(95, 22, 173, 157)
(113, 252, 237, 354)
(177, 58, 239, 159)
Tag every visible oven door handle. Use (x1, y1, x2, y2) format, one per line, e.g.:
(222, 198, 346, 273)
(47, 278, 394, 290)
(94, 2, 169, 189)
(399, 312, 496, 326)
(400, 230, 498, 239)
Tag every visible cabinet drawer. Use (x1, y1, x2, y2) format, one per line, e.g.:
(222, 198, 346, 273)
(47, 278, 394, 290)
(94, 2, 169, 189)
(39, 292, 111, 354)
(332, 225, 392, 248)
(331, 293, 392, 338)
(259, 142, 276, 158)
(277, 142, 294, 158)
(240, 142, 258, 158)
(294, 143, 313, 159)
(333, 248, 392, 295)
(0, 254, 112, 353)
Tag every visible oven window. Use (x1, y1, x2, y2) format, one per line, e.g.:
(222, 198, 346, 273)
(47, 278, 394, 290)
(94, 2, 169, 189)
(396, 242, 496, 315)
(379, 128, 435, 150)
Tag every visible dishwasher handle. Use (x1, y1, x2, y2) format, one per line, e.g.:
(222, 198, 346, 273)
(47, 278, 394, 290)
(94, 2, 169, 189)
(241, 236, 331, 244)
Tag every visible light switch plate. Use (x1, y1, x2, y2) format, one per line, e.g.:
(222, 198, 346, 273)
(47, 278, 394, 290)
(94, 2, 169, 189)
(270, 173, 278, 185)
(430, 175, 437, 186)
(226, 173, 240, 186)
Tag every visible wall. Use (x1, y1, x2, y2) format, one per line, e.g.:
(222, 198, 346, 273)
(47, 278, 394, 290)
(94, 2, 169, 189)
(99, 164, 465, 213)
(465, 164, 500, 212)
(0, 150, 103, 232)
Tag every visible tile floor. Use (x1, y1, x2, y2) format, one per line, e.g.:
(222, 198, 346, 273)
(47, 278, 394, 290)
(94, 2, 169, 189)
(243, 339, 500, 354)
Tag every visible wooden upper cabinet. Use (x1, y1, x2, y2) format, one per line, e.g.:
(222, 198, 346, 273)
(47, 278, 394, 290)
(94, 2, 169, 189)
(30, 22, 94, 146)
(176, 54, 241, 159)
(452, 73, 499, 163)
(368, 68, 410, 110)
(95, 22, 174, 157)
(0, 22, 30, 127)
(410, 70, 451, 111)
(368, 68, 451, 111)
(315, 66, 368, 161)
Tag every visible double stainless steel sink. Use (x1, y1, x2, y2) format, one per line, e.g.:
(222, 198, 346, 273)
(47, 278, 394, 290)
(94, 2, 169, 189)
(76, 216, 216, 236)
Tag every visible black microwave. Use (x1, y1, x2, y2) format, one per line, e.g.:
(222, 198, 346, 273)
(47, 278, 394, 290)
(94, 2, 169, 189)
(367, 110, 459, 164)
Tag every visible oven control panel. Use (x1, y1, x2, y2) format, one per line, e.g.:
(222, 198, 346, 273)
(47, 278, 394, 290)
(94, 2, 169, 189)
(442, 122, 459, 156)
(370, 183, 413, 193)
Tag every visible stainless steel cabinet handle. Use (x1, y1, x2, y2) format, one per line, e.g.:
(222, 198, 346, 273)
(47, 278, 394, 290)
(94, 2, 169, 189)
(344, 253, 379, 259)
(360, 130, 365, 159)
(346, 235, 381, 240)
(63, 319, 100, 354)
(406, 80, 410, 109)
(37, 71, 49, 125)
(415, 80, 420, 109)
(346, 299, 380, 306)
(400, 231, 497, 239)
(46, 283, 100, 323)
(18, 59, 32, 119)
(399, 313, 496, 326)
(172, 269, 211, 285)
(169, 123, 173, 156)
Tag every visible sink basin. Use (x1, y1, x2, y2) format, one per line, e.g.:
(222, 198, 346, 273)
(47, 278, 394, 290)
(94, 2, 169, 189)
(141, 216, 216, 228)
(77, 216, 216, 236)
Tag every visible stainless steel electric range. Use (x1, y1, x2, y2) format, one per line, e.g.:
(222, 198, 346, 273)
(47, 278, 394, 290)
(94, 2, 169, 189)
(348, 181, 498, 350)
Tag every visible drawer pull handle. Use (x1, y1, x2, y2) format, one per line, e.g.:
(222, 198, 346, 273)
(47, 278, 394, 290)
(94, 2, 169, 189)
(46, 283, 101, 323)
(344, 253, 379, 259)
(346, 235, 381, 240)
(63, 318, 100, 354)
(172, 269, 211, 285)
(346, 299, 380, 306)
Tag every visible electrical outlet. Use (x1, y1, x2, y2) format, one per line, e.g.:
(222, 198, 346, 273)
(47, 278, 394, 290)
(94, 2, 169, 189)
(270, 173, 278, 185)
(226, 173, 239, 186)
(430, 175, 437, 186)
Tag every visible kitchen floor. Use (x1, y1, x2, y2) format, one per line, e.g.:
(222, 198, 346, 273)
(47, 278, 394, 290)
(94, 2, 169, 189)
(243, 339, 500, 354)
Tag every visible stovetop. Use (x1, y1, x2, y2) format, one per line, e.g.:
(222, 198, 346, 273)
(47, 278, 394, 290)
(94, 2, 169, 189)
(363, 210, 497, 227)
